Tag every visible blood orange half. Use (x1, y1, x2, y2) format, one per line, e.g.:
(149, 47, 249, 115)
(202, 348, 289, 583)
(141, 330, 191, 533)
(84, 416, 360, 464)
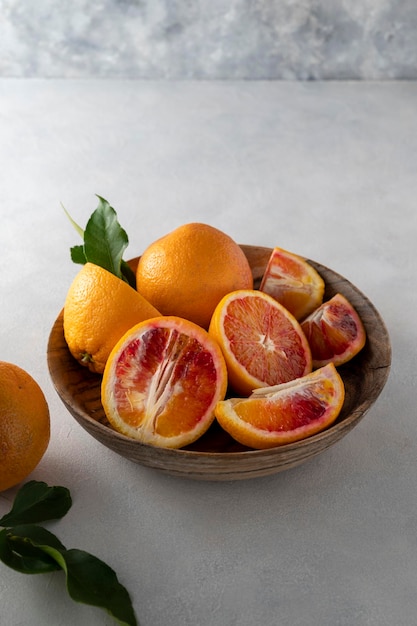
(259, 247, 325, 321)
(101, 316, 228, 448)
(214, 363, 345, 449)
(301, 293, 366, 368)
(209, 289, 312, 396)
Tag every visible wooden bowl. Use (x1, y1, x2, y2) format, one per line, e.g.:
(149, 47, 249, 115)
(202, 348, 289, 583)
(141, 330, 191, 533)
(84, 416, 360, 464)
(47, 245, 391, 481)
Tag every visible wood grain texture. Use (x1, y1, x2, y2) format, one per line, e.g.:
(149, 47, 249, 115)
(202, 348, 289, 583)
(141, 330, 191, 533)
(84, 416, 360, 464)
(47, 246, 391, 481)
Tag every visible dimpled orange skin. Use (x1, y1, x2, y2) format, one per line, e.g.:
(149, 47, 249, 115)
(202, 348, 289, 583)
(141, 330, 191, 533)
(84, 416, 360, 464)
(0, 361, 50, 492)
(64, 263, 160, 374)
(135, 223, 254, 329)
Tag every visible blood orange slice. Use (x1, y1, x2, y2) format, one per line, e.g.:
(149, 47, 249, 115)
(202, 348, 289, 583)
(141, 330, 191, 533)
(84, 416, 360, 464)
(208, 289, 312, 396)
(214, 363, 345, 449)
(301, 293, 366, 368)
(259, 247, 325, 320)
(101, 316, 228, 448)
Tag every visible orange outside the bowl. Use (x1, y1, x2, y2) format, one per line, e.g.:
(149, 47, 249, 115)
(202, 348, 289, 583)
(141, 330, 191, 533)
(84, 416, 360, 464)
(214, 363, 345, 449)
(209, 289, 312, 396)
(101, 316, 228, 449)
(301, 293, 367, 368)
(0, 361, 50, 492)
(259, 246, 325, 321)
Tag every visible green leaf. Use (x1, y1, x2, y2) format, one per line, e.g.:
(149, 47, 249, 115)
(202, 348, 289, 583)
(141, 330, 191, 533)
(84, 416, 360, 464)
(62, 203, 85, 238)
(56, 548, 138, 626)
(121, 259, 136, 289)
(0, 480, 138, 624)
(70, 244, 87, 265)
(0, 525, 64, 574)
(1, 526, 138, 624)
(65, 195, 136, 287)
(32, 542, 138, 626)
(83, 196, 129, 281)
(0, 481, 72, 527)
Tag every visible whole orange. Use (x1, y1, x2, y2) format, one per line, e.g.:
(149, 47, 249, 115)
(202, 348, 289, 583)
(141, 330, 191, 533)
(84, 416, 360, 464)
(0, 361, 50, 492)
(64, 263, 160, 374)
(136, 223, 253, 329)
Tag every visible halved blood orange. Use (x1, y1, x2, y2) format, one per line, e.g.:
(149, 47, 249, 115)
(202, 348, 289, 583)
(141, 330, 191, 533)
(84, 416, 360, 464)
(208, 289, 312, 396)
(301, 293, 366, 368)
(101, 316, 228, 448)
(259, 247, 325, 320)
(214, 363, 345, 449)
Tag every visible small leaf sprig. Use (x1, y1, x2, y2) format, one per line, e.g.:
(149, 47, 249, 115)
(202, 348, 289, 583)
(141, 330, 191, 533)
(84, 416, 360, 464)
(64, 195, 136, 288)
(0, 481, 138, 626)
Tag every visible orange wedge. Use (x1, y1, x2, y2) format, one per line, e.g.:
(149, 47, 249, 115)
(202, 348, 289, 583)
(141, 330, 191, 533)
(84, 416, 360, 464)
(214, 363, 345, 449)
(301, 293, 366, 368)
(101, 316, 228, 448)
(259, 247, 325, 320)
(209, 289, 312, 396)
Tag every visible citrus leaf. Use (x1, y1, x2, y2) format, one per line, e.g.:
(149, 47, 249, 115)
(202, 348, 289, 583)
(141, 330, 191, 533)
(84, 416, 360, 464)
(63, 203, 86, 264)
(65, 196, 135, 287)
(0, 482, 138, 625)
(62, 203, 85, 238)
(0, 525, 64, 574)
(0, 481, 72, 527)
(1, 526, 138, 624)
(35, 545, 138, 626)
(121, 259, 136, 289)
(65, 549, 137, 625)
(70, 244, 87, 265)
(83, 196, 129, 281)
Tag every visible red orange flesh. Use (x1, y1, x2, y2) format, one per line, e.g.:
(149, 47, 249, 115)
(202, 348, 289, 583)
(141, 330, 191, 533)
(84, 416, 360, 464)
(101, 316, 228, 448)
(301, 293, 366, 368)
(209, 289, 312, 396)
(214, 363, 345, 449)
(259, 247, 325, 320)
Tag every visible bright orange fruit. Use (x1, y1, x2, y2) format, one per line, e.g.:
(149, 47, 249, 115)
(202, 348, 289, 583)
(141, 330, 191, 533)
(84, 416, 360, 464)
(64, 263, 160, 374)
(0, 361, 50, 492)
(101, 316, 228, 448)
(214, 363, 345, 449)
(136, 223, 253, 329)
(301, 293, 366, 368)
(209, 289, 312, 396)
(259, 247, 325, 320)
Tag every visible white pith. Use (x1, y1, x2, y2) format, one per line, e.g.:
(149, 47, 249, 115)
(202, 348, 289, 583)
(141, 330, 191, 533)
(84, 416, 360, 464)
(108, 323, 219, 448)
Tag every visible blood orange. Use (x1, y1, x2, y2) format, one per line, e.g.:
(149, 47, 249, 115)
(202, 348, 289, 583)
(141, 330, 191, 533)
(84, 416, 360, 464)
(301, 293, 366, 368)
(136, 223, 253, 329)
(259, 247, 325, 320)
(214, 363, 345, 449)
(64, 263, 160, 374)
(101, 316, 228, 448)
(208, 289, 312, 396)
(0, 361, 50, 492)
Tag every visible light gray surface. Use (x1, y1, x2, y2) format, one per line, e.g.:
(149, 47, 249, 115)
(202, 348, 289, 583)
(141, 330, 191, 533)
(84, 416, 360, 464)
(1, 0, 417, 79)
(0, 78, 415, 626)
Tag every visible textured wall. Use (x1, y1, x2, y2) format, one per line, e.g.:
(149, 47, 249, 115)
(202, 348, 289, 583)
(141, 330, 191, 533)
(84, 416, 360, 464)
(1, 0, 416, 79)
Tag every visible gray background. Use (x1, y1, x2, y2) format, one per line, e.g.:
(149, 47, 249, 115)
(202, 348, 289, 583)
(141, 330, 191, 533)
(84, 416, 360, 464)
(1, 0, 416, 79)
